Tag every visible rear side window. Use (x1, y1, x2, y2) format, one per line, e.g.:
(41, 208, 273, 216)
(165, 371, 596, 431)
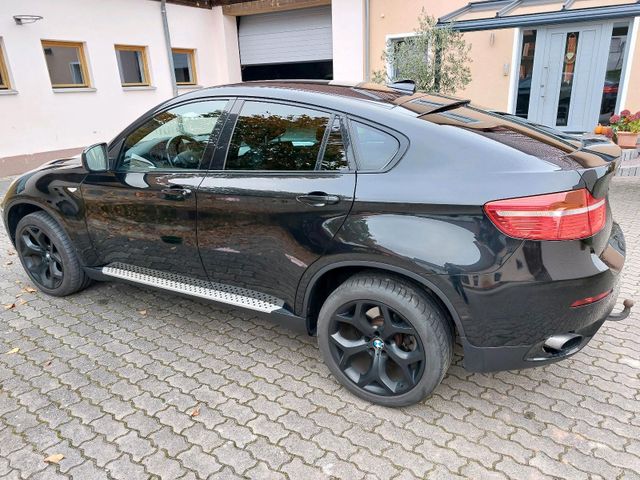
(226, 101, 344, 171)
(351, 121, 399, 170)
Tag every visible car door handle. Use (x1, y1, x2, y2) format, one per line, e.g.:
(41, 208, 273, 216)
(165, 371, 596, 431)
(161, 187, 192, 200)
(296, 192, 340, 207)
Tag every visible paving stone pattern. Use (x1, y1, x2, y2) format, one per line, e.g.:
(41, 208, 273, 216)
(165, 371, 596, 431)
(0, 176, 639, 479)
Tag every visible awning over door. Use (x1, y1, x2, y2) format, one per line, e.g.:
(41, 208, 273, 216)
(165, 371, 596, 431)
(238, 5, 333, 66)
(437, 0, 640, 31)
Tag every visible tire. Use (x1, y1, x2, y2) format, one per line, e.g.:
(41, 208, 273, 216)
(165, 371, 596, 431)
(317, 272, 453, 407)
(15, 211, 91, 297)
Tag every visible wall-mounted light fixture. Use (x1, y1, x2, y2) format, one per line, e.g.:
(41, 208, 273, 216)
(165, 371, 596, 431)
(13, 15, 43, 25)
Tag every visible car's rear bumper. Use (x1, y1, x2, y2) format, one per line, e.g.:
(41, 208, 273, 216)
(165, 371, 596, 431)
(459, 221, 626, 373)
(462, 310, 611, 373)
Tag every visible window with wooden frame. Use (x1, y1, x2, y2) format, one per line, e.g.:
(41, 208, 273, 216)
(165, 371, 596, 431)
(0, 40, 10, 90)
(41, 40, 90, 88)
(115, 45, 150, 86)
(171, 48, 197, 85)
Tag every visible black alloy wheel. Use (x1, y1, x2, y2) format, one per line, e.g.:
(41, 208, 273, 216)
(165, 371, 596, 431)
(328, 300, 426, 396)
(318, 273, 453, 407)
(18, 225, 64, 289)
(15, 211, 91, 297)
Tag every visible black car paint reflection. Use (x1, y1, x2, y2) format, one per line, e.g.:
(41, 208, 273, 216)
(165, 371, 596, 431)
(2, 81, 625, 373)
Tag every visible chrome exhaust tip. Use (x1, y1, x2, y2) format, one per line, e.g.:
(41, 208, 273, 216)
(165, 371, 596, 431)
(543, 333, 583, 354)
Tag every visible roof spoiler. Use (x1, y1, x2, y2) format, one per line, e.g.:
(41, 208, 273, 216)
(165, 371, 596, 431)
(387, 79, 416, 95)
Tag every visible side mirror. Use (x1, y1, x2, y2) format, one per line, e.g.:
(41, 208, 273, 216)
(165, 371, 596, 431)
(81, 143, 109, 172)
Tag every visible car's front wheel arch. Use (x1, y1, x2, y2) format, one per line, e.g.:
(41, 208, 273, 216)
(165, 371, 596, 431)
(14, 211, 92, 296)
(6, 201, 47, 245)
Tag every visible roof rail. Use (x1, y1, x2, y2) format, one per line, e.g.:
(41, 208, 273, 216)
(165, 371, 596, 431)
(387, 80, 416, 94)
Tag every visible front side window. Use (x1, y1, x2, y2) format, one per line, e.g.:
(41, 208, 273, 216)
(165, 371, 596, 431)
(119, 100, 227, 172)
(172, 48, 196, 85)
(351, 121, 399, 170)
(0, 40, 10, 90)
(115, 45, 150, 86)
(42, 40, 90, 88)
(225, 101, 347, 171)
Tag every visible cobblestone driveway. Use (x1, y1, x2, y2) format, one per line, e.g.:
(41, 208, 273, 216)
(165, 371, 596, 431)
(1, 176, 639, 480)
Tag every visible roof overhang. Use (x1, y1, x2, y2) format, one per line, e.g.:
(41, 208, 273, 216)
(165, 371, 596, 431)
(438, 2, 640, 32)
(158, 0, 255, 9)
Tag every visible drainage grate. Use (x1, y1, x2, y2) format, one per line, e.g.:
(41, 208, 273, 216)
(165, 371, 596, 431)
(101, 263, 285, 313)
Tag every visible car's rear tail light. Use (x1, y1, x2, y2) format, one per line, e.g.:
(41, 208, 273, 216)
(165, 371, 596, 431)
(484, 188, 606, 240)
(570, 289, 612, 308)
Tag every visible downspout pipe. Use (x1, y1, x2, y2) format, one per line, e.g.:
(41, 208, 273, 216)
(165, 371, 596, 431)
(364, 0, 370, 81)
(161, 0, 178, 97)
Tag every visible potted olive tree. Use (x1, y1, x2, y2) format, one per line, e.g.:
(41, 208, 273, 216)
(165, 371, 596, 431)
(610, 110, 640, 149)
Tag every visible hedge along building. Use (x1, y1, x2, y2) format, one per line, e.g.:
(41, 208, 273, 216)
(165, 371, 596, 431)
(369, 0, 640, 133)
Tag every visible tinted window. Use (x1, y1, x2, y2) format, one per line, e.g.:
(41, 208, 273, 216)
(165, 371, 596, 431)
(119, 100, 227, 172)
(172, 49, 196, 84)
(0, 42, 9, 90)
(42, 41, 89, 88)
(116, 46, 149, 86)
(351, 121, 399, 170)
(321, 117, 349, 171)
(515, 30, 536, 118)
(226, 101, 332, 171)
(599, 25, 628, 124)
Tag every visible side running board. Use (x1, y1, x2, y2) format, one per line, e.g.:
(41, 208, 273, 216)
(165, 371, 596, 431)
(101, 263, 286, 314)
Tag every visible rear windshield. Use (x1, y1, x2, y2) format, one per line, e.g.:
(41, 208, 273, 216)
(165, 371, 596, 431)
(405, 97, 583, 169)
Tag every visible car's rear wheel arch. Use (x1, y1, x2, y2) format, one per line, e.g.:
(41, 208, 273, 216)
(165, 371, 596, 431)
(301, 261, 462, 339)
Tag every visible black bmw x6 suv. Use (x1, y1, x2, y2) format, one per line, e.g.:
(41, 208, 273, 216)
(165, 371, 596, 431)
(2, 81, 629, 406)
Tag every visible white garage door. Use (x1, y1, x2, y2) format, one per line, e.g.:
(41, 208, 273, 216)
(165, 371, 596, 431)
(238, 6, 333, 66)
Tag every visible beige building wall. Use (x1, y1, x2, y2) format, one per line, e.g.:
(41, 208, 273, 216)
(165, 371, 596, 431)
(369, 0, 459, 75)
(455, 29, 515, 111)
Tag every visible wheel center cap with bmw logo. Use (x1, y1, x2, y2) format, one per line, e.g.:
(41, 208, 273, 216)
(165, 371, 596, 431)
(372, 338, 384, 350)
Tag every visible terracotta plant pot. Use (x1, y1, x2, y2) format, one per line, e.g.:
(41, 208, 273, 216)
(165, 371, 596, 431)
(616, 131, 639, 149)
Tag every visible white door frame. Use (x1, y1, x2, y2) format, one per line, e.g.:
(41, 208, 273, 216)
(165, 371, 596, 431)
(618, 17, 639, 111)
(528, 21, 612, 132)
(508, 18, 636, 130)
(507, 28, 522, 114)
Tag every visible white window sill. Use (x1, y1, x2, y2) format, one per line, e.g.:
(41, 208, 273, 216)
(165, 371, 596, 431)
(123, 85, 157, 91)
(0, 89, 18, 95)
(177, 84, 203, 90)
(52, 87, 97, 93)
